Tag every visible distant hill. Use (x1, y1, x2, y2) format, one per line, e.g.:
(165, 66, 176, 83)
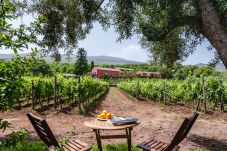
(87, 56, 144, 64)
(195, 63, 226, 71)
(195, 63, 206, 68)
(0, 53, 145, 65)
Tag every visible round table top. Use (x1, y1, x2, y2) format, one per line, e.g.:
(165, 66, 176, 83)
(84, 119, 140, 130)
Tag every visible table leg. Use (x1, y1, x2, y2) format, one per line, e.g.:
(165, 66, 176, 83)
(94, 129, 103, 151)
(126, 128, 132, 151)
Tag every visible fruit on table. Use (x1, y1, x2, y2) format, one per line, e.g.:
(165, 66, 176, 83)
(96, 110, 112, 119)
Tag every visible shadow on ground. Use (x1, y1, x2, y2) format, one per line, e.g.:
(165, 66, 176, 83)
(187, 134, 227, 151)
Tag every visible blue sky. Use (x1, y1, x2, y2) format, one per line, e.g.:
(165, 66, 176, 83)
(0, 15, 215, 65)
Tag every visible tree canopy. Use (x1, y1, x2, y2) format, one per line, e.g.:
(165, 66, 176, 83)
(13, 0, 227, 68)
(74, 48, 88, 76)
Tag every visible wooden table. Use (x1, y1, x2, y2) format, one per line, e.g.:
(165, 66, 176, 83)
(84, 119, 140, 151)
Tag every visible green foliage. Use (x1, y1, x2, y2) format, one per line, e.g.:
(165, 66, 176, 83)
(90, 61, 95, 71)
(52, 63, 75, 74)
(0, 128, 47, 151)
(0, 140, 47, 151)
(8, 128, 30, 142)
(0, 119, 11, 133)
(0, 0, 28, 52)
(216, 0, 227, 13)
(194, 66, 220, 77)
(74, 48, 89, 76)
(140, 29, 198, 67)
(173, 65, 198, 80)
(30, 59, 53, 76)
(91, 144, 141, 151)
(0, 51, 45, 112)
(159, 68, 173, 79)
(21, 0, 108, 59)
(101, 73, 110, 81)
(118, 76, 227, 106)
(1, 74, 109, 112)
(0, 0, 43, 52)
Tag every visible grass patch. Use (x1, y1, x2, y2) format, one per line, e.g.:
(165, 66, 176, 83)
(91, 144, 142, 151)
(0, 140, 47, 151)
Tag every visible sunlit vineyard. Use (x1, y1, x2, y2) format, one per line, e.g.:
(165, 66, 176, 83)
(0, 75, 109, 112)
(118, 76, 227, 112)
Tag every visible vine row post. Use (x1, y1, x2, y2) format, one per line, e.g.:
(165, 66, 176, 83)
(202, 76, 207, 113)
(32, 80, 35, 110)
(54, 76, 57, 110)
(137, 81, 140, 99)
(163, 80, 166, 105)
(220, 78, 225, 113)
(77, 75, 82, 113)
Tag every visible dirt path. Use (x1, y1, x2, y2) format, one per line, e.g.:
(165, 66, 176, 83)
(1, 87, 227, 150)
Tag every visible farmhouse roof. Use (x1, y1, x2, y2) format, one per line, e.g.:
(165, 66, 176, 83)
(115, 67, 134, 71)
(137, 71, 161, 74)
(94, 67, 121, 72)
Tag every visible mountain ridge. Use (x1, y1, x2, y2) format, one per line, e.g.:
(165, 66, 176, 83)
(0, 53, 145, 65)
(0, 53, 226, 71)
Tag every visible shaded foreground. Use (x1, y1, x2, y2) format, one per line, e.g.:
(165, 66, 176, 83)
(1, 88, 227, 150)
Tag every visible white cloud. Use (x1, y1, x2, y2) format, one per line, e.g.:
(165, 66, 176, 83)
(108, 44, 149, 62)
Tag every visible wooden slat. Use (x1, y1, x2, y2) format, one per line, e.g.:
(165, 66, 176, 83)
(137, 139, 170, 151)
(72, 140, 84, 149)
(63, 139, 91, 151)
(150, 141, 161, 148)
(67, 141, 81, 150)
(146, 140, 157, 147)
(73, 140, 89, 148)
(154, 142, 166, 150)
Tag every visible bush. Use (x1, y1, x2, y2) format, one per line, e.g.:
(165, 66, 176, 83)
(0, 140, 47, 151)
(194, 66, 220, 77)
(8, 128, 30, 143)
(0, 128, 47, 151)
(159, 68, 173, 79)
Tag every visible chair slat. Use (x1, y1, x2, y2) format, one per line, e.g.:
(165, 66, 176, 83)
(154, 142, 166, 150)
(67, 142, 81, 150)
(27, 113, 91, 151)
(150, 141, 162, 148)
(74, 139, 89, 147)
(137, 112, 199, 151)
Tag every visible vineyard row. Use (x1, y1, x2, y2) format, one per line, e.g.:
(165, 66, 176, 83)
(118, 76, 227, 113)
(0, 75, 109, 113)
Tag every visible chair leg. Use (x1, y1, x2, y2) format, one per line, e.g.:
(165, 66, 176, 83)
(171, 146, 180, 151)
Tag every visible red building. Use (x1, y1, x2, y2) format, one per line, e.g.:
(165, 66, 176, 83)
(136, 71, 161, 78)
(92, 67, 121, 78)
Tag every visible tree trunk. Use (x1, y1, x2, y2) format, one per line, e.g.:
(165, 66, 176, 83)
(198, 0, 227, 69)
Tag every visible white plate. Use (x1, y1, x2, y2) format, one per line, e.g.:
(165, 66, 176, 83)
(96, 118, 110, 121)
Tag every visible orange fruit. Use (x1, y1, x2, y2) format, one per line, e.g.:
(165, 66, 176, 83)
(96, 115, 102, 118)
(106, 113, 112, 119)
(100, 113, 106, 118)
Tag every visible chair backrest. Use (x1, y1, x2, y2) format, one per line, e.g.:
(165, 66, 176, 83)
(165, 112, 199, 151)
(27, 112, 59, 147)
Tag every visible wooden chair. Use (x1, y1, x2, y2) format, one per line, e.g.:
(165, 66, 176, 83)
(137, 112, 199, 151)
(27, 112, 91, 151)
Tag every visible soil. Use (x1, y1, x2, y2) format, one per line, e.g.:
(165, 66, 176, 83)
(1, 87, 227, 150)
